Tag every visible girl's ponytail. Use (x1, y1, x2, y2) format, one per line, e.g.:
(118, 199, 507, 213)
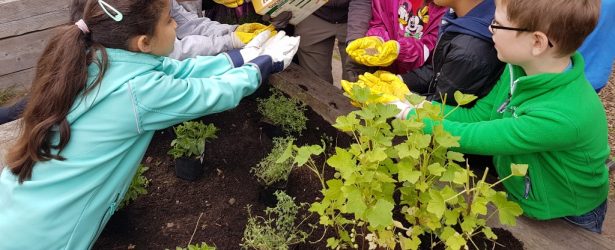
(6, 24, 94, 183)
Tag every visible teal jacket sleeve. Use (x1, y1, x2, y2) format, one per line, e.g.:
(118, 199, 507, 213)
(128, 60, 263, 132)
(159, 53, 236, 79)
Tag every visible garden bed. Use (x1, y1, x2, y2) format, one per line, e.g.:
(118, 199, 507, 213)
(93, 87, 523, 249)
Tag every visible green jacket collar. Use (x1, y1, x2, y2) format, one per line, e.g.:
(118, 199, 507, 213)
(508, 52, 585, 99)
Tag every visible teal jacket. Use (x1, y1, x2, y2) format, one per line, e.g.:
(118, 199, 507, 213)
(0, 48, 267, 249)
(422, 53, 610, 219)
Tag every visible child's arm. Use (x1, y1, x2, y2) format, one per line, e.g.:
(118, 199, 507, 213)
(428, 40, 503, 105)
(365, 4, 392, 41)
(160, 53, 237, 78)
(423, 108, 578, 156)
(128, 57, 271, 131)
(168, 36, 237, 60)
(346, 0, 372, 42)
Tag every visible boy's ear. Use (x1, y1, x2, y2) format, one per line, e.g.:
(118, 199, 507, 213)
(135, 35, 153, 53)
(530, 32, 551, 55)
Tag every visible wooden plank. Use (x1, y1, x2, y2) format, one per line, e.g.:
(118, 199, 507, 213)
(0, 28, 56, 76)
(269, 63, 357, 125)
(0, 0, 70, 25)
(0, 67, 34, 90)
(487, 197, 615, 250)
(0, 7, 68, 38)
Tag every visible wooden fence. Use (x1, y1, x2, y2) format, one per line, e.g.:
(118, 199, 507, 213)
(0, 0, 71, 90)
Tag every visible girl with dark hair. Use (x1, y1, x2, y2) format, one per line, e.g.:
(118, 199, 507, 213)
(0, 0, 299, 248)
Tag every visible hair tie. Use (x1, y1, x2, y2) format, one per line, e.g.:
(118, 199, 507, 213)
(75, 19, 90, 34)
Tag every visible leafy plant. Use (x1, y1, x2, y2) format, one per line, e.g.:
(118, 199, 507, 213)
(251, 137, 296, 186)
(118, 164, 150, 210)
(173, 242, 216, 250)
(241, 191, 311, 250)
(168, 121, 218, 159)
(278, 87, 525, 250)
(257, 90, 308, 135)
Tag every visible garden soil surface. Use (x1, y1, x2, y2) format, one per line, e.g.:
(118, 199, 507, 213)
(93, 88, 523, 249)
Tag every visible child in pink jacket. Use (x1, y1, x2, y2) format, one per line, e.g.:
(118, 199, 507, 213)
(366, 0, 446, 74)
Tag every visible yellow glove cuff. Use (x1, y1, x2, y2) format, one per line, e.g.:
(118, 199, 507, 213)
(213, 0, 244, 8)
(235, 23, 277, 45)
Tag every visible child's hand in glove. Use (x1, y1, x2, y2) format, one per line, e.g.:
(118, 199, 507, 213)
(232, 23, 276, 48)
(213, 0, 244, 8)
(346, 36, 400, 67)
(261, 31, 300, 72)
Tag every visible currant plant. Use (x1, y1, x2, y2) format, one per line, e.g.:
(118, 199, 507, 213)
(278, 87, 525, 250)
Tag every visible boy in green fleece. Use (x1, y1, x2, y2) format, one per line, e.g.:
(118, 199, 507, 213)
(397, 0, 609, 233)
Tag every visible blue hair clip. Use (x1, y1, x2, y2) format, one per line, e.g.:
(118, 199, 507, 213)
(98, 0, 123, 22)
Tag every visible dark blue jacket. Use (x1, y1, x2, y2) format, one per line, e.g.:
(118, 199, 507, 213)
(403, 0, 504, 106)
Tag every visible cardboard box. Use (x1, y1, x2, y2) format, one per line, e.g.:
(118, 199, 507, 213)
(253, 0, 329, 25)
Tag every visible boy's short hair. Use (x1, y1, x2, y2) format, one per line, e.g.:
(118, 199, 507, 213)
(500, 0, 600, 56)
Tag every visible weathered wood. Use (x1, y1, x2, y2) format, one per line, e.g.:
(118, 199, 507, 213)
(0, 27, 56, 76)
(269, 63, 357, 125)
(0, 0, 70, 25)
(0, 67, 34, 90)
(487, 200, 615, 249)
(0, 7, 69, 38)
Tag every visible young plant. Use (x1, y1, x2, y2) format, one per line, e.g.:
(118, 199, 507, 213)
(168, 121, 218, 160)
(278, 88, 525, 250)
(251, 137, 296, 186)
(241, 191, 311, 250)
(257, 90, 308, 135)
(173, 242, 216, 250)
(118, 164, 150, 210)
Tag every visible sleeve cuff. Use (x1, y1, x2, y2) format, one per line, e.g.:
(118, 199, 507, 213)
(247, 55, 277, 82)
(224, 49, 244, 68)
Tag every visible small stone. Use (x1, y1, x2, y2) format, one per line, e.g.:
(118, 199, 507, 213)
(166, 222, 174, 228)
(127, 244, 136, 249)
(145, 157, 153, 164)
(176, 200, 180, 204)
(228, 198, 236, 205)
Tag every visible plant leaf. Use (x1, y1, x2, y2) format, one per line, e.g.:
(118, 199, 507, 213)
(366, 199, 394, 228)
(453, 91, 478, 106)
(511, 163, 528, 176)
(398, 160, 421, 184)
(345, 186, 367, 217)
(427, 189, 445, 218)
(493, 191, 523, 226)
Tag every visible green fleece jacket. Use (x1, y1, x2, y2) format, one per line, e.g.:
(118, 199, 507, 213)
(421, 52, 610, 219)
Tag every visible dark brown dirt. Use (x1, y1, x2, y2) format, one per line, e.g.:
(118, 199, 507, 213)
(93, 88, 523, 250)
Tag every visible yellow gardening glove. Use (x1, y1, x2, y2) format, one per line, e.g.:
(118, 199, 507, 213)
(341, 70, 410, 106)
(213, 0, 244, 8)
(346, 36, 400, 67)
(234, 23, 277, 45)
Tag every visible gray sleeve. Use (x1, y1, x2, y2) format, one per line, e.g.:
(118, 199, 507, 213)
(175, 18, 238, 39)
(171, 0, 238, 38)
(346, 0, 372, 42)
(168, 34, 236, 60)
(171, 0, 199, 27)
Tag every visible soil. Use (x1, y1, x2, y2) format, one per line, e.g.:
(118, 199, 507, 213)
(93, 87, 524, 250)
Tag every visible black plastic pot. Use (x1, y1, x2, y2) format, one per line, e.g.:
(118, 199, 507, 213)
(259, 119, 285, 139)
(258, 181, 288, 206)
(174, 157, 204, 181)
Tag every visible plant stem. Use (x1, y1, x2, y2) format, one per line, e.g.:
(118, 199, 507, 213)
(187, 212, 204, 246)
